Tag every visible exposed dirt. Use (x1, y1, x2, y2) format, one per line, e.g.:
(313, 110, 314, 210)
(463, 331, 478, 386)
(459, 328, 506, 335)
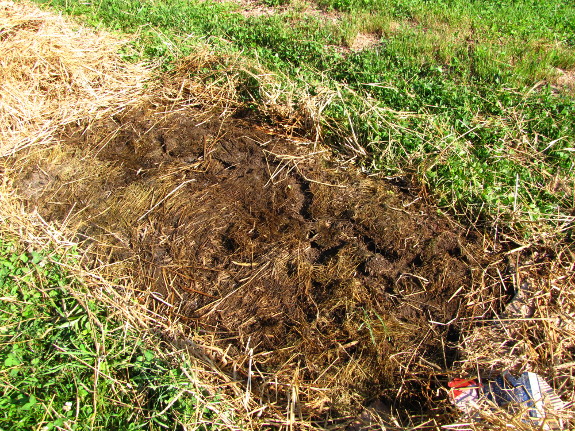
(222, 0, 341, 22)
(349, 32, 381, 52)
(555, 68, 575, 93)
(16, 101, 508, 425)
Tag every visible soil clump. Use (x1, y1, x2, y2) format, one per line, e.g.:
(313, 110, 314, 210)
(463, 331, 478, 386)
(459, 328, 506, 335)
(15, 101, 507, 424)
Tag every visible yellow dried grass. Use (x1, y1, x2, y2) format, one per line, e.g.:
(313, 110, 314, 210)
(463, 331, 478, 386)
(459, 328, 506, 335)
(1, 1, 574, 430)
(450, 245, 575, 428)
(0, 0, 149, 157)
(0, 1, 256, 428)
(0, 174, 253, 430)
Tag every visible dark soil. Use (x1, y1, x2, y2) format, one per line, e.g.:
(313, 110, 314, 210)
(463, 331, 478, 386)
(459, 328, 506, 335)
(16, 101, 508, 426)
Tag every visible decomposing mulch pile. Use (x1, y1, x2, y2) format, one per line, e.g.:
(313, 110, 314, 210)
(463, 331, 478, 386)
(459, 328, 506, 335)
(4, 2, 573, 428)
(15, 99, 511, 424)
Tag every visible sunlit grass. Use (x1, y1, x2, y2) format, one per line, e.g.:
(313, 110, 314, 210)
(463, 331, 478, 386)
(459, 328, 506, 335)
(0, 237, 222, 430)
(31, 0, 575, 240)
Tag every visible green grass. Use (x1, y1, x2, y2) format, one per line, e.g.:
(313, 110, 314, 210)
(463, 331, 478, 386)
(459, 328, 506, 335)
(31, 0, 575, 239)
(0, 237, 223, 430)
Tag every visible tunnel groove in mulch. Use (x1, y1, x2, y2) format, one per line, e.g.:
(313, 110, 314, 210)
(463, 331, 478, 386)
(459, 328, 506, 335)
(17, 101, 510, 423)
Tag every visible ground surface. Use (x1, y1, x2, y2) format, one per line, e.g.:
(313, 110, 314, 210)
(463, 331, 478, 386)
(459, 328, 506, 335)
(3, 0, 574, 428)
(16, 99, 509, 422)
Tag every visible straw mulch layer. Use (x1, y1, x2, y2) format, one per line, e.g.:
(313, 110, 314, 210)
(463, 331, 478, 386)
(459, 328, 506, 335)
(0, 0, 147, 158)
(2, 1, 574, 429)
(13, 98, 515, 422)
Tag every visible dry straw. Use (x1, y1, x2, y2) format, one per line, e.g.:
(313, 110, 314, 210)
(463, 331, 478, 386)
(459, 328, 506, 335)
(0, 176, 252, 430)
(0, 0, 149, 157)
(450, 244, 575, 429)
(1, 1, 574, 430)
(0, 1, 253, 427)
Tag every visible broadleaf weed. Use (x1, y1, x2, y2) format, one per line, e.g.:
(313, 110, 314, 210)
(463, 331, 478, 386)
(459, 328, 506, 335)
(0, 238, 220, 430)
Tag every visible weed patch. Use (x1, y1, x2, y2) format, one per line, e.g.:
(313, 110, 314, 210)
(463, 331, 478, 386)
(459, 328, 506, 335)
(3, 1, 575, 429)
(0, 237, 223, 430)
(29, 0, 575, 241)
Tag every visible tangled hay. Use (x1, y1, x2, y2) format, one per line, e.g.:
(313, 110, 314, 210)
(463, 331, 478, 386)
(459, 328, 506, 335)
(13, 98, 502, 424)
(0, 0, 148, 157)
(0, 174, 252, 430)
(1, 1, 574, 429)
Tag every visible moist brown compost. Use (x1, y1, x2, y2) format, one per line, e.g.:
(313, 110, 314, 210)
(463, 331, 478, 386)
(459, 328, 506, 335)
(15, 101, 508, 425)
